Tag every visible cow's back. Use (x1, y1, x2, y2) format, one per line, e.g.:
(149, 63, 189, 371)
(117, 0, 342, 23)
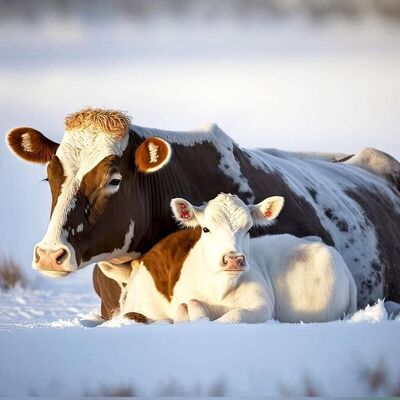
(237, 146, 400, 307)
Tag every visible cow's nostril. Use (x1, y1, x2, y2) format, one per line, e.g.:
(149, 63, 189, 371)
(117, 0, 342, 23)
(237, 256, 245, 266)
(55, 248, 67, 265)
(223, 256, 229, 265)
(35, 246, 44, 263)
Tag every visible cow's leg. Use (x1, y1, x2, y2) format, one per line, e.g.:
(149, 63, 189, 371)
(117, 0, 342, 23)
(93, 264, 122, 320)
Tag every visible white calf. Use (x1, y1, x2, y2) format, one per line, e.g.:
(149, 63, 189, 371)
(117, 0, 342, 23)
(101, 193, 357, 323)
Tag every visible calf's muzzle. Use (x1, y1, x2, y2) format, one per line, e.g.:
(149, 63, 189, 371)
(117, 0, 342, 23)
(221, 252, 246, 272)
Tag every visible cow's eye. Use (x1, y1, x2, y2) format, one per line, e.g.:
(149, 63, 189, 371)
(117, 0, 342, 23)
(109, 178, 121, 186)
(202, 227, 210, 233)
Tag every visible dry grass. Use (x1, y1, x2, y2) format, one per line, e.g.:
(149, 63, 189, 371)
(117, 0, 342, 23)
(83, 379, 226, 397)
(84, 384, 134, 397)
(280, 361, 400, 397)
(362, 361, 400, 396)
(0, 255, 26, 290)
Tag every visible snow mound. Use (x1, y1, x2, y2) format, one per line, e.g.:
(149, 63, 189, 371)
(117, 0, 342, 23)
(349, 299, 388, 323)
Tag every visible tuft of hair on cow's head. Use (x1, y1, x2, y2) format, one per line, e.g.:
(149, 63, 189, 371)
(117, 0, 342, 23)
(6, 127, 59, 164)
(249, 196, 285, 227)
(65, 108, 131, 139)
(135, 137, 172, 173)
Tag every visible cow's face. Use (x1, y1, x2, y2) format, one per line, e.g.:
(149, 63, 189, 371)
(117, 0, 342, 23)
(7, 109, 172, 277)
(171, 193, 285, 277)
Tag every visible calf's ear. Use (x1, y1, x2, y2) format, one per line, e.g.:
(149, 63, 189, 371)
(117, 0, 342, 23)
(170, 198, 203, 228)
(7, 127, 59, 164)
(250, 196, 285, 226)
(135, 137, 172, 173)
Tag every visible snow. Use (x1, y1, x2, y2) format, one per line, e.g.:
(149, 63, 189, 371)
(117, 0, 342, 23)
(349, 299, 388, 323)
(3, 274, 394, 386)
(0, 273, 399, 396)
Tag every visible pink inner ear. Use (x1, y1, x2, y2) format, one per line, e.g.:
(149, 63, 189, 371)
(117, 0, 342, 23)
(181, 211, 190, 219)
(264, 210, 273, 218)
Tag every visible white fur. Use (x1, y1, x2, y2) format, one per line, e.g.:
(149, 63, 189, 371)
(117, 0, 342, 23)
(113, 194, 356, 324)
(148, 142, 159, 163)
(21, 133, 34, 152)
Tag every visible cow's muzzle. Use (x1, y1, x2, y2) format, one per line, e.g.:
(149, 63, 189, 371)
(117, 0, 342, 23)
(33, 242, 76, 277)
(221, 252, 246, 273)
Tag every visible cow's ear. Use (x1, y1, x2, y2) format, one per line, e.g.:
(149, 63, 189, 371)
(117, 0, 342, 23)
(250, 196, 285, 227)
(170, 198, 203, 228)
(135, 137, 172, 173)
(7, 127, 59, 164)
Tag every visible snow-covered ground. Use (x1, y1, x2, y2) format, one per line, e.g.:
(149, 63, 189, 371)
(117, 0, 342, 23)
(1, 12, 400, 397)
(1, 273, 399, 396)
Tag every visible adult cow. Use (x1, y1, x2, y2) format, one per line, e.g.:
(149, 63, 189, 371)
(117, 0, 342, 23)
(6, 108, 400, 318)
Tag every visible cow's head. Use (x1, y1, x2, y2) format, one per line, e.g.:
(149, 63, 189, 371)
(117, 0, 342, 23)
(7, 108, 172, 277)
(171, 193, 284, 277)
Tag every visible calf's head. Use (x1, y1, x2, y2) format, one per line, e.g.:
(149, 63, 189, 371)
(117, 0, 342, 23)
(7, 108, 172, 277)
(171, 193, 284, 276)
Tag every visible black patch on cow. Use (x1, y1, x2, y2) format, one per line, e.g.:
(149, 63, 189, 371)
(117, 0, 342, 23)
(324, 208, 349, 232)
(306, 187, 318, 202)
(371, 261, 381, 272)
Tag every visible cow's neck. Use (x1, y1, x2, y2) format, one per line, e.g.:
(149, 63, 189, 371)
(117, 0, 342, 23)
(129, 130, 241, 254)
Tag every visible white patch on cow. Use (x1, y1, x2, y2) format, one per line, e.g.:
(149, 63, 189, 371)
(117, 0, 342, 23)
(148, 142, 159, 163)
(76, 223, 84, 233)
(132, 123, 255, 202)
(34, 129, 129, 270)
(81, 220, 139, 268)
(21, 133, 33, 153)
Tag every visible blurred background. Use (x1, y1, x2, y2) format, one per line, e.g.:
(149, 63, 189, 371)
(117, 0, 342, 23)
(1, 0, 400, 277)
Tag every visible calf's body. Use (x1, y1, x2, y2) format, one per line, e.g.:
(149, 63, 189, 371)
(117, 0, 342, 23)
(104, 194, 357, 323)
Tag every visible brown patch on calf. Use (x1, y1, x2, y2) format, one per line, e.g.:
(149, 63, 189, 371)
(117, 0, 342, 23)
(139, 227, 202, 301)
(65, 108, 131, 139)
(7, 127, 59, 164)
(124, 312, 148, 324)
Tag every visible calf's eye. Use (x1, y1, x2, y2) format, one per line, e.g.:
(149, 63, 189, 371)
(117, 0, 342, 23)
(202, 227, 210, 233)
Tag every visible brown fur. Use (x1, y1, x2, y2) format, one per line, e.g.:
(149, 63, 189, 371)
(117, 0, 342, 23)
(139, 227, 202, 301)
(123, 312, 148, 323)
(93, 265, 121, 320)
(7, 127, 59, 164)
(135, 137, 171, 173)
(47, 156, 66, 215)
(65, 108, 131, 139)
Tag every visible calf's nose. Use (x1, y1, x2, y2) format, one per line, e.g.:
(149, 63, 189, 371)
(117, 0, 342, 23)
(222, 253, 246, 270)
